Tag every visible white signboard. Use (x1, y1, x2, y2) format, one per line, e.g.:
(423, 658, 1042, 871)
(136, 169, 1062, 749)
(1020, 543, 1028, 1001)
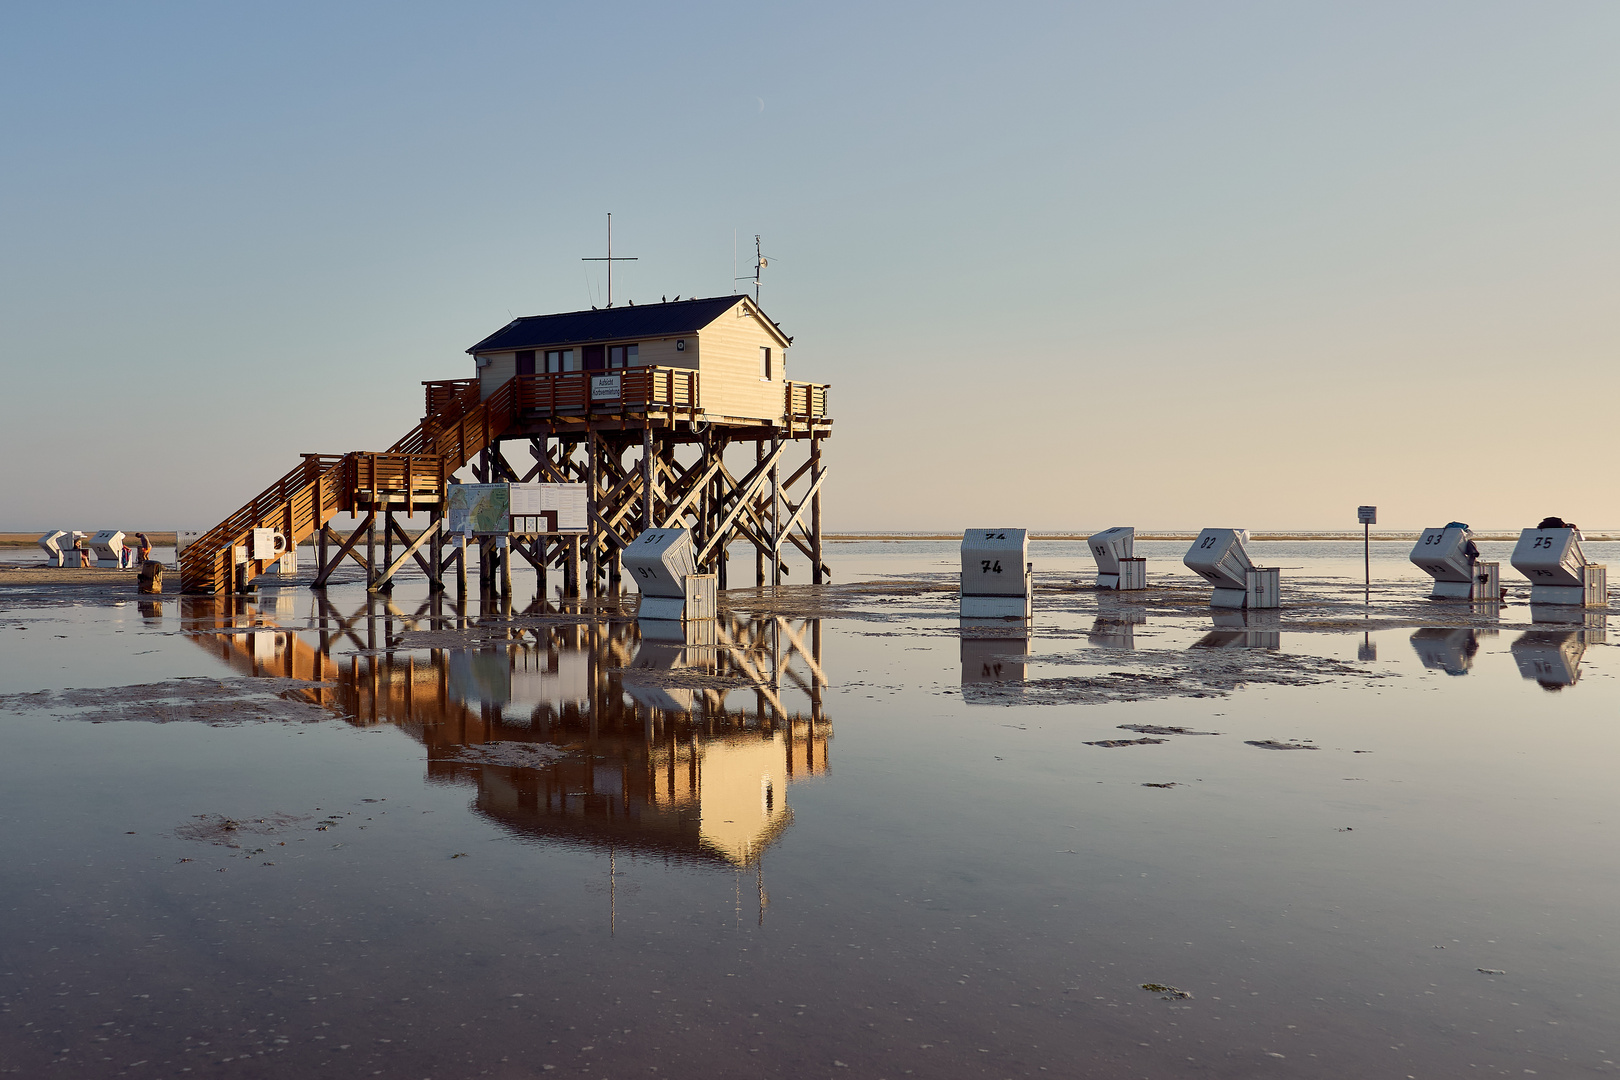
(1358, 505, 1377, 525)
(591, 374, 622, 401)
(509, 483, 588, 533)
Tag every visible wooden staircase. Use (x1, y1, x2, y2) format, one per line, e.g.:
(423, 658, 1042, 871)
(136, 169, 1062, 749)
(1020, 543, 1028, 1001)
(180, 378, 519, 594)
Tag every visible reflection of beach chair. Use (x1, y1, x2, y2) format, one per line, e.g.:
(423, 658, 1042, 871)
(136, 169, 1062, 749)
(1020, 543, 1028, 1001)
(959, 630, 1029, 703)
(1194, 610, 1280, 649)
(1510, 629, 1586, 688)
(1409, 628, 1481, 675)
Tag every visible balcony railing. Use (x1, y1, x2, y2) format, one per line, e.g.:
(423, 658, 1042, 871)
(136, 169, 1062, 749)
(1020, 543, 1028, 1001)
(498, 367, 831, 426)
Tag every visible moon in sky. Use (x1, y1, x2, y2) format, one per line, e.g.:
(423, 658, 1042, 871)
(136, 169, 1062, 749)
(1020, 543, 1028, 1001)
(757, 97, 765, 113)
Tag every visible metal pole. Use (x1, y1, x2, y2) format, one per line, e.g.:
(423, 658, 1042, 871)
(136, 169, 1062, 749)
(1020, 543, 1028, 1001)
(1364, 522, 1370, 602)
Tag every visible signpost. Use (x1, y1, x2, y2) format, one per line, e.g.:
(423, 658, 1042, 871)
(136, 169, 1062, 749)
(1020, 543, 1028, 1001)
(1357, 505, 1377, 602)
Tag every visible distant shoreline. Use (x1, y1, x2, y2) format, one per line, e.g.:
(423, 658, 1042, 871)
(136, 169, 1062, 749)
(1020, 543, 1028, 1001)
(4, 529, 1614, 549)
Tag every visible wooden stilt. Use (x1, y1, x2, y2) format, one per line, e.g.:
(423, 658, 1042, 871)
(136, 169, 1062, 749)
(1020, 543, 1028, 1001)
(641, 425, 654, 531)
(755, 442, 765, 586)
(770, 434, 781, 587)
(587, 430, 600, 595)
(429, 520, 444, 592)
(315, 522, 329, 590)
(566, 536, 581, 598)
(811, 434, 823, 584)
(381, 509, 394, 592)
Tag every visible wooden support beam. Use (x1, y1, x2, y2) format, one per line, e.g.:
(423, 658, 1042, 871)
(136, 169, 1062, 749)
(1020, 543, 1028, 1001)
(811, 434, 823, 585)
(311, 514, 375, 589)
(586, 430, 599, 593)
(641, 426, 655, 532)
(711, 459, 791, 578)
(695, 440, 786, 564)
(370, 520, 442, 593)
(386, 515, 438, 579)
(770, 435, 780, 587)
(773, 467, 828, 557)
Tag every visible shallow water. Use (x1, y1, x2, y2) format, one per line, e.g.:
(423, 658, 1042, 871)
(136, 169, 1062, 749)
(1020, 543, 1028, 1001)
(1, 542, 1617, 1078)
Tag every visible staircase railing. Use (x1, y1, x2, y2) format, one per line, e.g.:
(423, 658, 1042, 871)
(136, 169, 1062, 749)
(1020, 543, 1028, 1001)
(179, 378, 513, 594)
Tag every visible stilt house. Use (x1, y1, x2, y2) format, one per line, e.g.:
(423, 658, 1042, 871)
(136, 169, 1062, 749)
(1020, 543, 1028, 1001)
(467, 295, 803, 426)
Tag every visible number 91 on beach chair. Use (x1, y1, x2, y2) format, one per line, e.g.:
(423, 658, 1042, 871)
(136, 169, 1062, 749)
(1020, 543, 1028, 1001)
(624, 528, 718, 622)
(960, 529, 1032, 619)
(1088, 527, 1145, 590)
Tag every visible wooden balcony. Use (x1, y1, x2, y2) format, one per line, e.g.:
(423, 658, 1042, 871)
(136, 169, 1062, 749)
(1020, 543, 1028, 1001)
(350, 453, 449, 512)
(459, 367, 831, 432)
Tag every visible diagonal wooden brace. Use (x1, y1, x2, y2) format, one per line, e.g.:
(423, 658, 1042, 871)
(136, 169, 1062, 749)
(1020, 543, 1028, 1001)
(697, 441, 787, 564)
(311, 514, 375, 589)
(370, 519, 442, 593)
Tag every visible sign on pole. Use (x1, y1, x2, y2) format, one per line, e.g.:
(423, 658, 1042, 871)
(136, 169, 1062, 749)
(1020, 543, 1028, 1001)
(1357, 505, 1376, 600)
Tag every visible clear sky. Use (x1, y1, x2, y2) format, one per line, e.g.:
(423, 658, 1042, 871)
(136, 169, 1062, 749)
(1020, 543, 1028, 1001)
(3, 2, 1617, 532)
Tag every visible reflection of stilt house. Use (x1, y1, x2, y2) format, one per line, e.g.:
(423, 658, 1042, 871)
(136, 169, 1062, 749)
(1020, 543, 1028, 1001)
(179, 295, 832, 596)
(183, 595, 830, 866)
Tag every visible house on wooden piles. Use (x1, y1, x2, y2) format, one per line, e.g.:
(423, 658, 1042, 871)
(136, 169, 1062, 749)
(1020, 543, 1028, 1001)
(465, 294, 814, 427)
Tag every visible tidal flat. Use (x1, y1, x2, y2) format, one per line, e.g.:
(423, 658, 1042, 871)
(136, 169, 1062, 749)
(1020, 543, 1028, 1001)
(0, 539, 1617, 1078)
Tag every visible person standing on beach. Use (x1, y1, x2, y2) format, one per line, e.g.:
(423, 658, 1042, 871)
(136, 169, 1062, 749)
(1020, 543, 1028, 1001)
(135, 533, 152, 566)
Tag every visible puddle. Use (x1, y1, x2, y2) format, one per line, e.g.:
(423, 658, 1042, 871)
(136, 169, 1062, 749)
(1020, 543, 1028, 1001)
(0, 539, 1617, 1077)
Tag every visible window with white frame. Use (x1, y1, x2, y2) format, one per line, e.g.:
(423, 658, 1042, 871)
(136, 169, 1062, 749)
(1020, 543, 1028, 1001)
(608, 344, 638, 370)
(544, 349, 576, 373)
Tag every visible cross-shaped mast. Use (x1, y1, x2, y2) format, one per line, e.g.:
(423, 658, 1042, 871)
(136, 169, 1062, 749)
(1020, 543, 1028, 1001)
(581, 212, 638, 307)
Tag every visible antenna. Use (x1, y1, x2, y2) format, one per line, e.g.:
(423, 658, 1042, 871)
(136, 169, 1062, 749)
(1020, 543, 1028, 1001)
(733, 233, 769, 303)
(581, 213, 638, 307)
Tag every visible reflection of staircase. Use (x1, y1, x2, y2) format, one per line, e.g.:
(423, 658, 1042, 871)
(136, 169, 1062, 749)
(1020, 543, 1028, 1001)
(180, 378, 518, 594)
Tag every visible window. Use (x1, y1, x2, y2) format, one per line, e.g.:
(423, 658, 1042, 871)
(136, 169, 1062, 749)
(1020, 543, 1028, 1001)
(515, 350, 535, 376)
(759, 346, 772, 380)
(544, 349, 576, 373)
(608, 343, 638, 370)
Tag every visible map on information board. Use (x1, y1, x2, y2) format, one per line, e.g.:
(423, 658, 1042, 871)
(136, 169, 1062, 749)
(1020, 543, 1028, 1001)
(446, 484, 510, 535)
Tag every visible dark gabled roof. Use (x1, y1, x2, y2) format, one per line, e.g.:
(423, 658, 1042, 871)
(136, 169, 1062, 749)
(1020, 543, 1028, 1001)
(467, 294, 783, 354)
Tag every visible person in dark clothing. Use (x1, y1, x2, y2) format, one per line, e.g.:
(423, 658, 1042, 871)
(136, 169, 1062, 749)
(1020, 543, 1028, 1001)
(1537, 516, 1573, 530)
